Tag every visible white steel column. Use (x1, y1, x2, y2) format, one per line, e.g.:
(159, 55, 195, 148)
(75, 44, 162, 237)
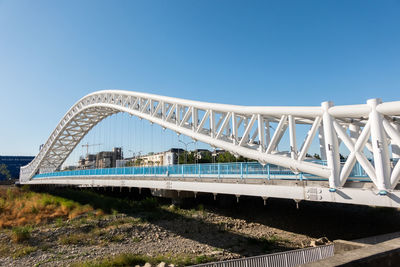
(322, 101, 340, 190)
(288, 115, 297, 159)
(265, 119, 271, 148)
(257, 114, 265, 152)
(266, 115, 288, 154)
(392, 123, 400, 159)
(210, 110, 215, 138)
(231, 112, 237, 145)
(349, 123, 360, 144)
(368, 98, 391, 194)
(318, 126, 327, 161)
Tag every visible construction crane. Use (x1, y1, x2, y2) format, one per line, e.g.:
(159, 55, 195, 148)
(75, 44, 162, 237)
(82, 143, 102, 157)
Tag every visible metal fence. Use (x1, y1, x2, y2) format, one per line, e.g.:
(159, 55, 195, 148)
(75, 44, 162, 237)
(190, 244, 334, 267)
(34, 161, 369, 181)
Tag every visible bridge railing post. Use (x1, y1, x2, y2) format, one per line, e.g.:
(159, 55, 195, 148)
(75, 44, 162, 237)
(240, 163, 243, 179)
(267, 164, 270, 180)
(218, 163, 220, 179)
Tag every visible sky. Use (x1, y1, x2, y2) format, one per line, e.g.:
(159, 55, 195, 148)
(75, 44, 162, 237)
(0, 0, 399, 158)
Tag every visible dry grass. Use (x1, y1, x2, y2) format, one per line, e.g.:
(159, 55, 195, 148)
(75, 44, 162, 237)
(73, 253, 216, 267)
(11, 226, 32, 243)
(59, 233, 97, 246)
(0, 187, 93, 228)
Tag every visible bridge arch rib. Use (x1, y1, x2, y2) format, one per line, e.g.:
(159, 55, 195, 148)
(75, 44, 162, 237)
(20, 90, 400, 193)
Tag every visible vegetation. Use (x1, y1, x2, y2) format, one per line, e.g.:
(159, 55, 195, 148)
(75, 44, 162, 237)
(178, 150, 256, 165)
(0, 243, 38, 259)
(73, 253, 216, 267)
(0, 164, 11, 180)
(59, 233, 94, 245)
(246, 234, 290, 252)
(12, 245, 37, 258)
(0, 186, 313, 265)
(0, 186, 94, 228)
(11, 226, 32, 243)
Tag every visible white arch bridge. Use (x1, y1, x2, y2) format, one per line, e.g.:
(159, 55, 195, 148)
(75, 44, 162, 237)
(20, 90, 400, 207)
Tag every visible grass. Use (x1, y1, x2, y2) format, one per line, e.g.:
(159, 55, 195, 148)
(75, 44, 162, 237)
(0, 187, 94, 228)
(105, 217, 144, 227)
(0, 243, 38, 258)
(0, 186, 161, 229)
(0, 244, 10, 257)
(12, 245, 38, 258)
(72, 253, 216, 267)
(59, 233, 98, 246)
(11, 226, 32, 243)
(247, 234, 289, 251)
(132, 237, 141, 242)
(49, 189, 159, 215)
(110, 234, 125, 243)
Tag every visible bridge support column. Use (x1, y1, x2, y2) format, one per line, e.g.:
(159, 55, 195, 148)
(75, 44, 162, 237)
(368, 98, 391, 194)
(392, 123, 400, 159)
(321, 101, 340, 191)
(318, 125, 327, 161)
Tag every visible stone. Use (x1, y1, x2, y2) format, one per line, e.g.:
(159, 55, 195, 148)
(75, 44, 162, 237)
(315, 237, 330, 245)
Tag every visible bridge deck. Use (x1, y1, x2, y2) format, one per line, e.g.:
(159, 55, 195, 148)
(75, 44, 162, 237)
(21, 162, 400, 208)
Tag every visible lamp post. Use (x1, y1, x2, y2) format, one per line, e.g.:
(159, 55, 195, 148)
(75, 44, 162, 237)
(178, 139, 195, 164)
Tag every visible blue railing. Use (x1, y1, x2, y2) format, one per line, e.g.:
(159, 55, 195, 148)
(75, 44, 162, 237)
(33, 161, 370, 181)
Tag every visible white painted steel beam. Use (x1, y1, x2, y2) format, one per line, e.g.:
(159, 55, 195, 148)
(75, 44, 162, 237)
(24, 177, 400, 208)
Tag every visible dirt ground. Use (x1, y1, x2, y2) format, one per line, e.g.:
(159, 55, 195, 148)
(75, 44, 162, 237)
(1, 187, 399, 266)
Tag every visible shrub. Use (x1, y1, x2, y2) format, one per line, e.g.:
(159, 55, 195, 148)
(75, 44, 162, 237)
(194, 255, 215, 264)
(59, 233, 90, 245)
(132, 237, 141, 242)
(110, 234, 125, 243)
(12, 245, 37, 258)
(139, 197, 158, 211)
(73, 253, 216, 267)
(11, 226, 32, 243)
(197, 204, 205, 212)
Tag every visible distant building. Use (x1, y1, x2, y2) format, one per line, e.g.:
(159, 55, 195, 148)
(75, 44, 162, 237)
(77, 147, 123, 169)
(96, 147, 123, 168)
(116, 159, 129, 168)
(134, 148, 184, 166)
(0, 156, 34, 180)
(78, 154, 96, 169)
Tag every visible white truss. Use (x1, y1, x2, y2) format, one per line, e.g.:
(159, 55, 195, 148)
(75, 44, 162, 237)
(20, 90, 400, 193)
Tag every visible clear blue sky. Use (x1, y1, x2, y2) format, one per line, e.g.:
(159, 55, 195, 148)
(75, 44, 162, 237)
(0, 0, 399, 157)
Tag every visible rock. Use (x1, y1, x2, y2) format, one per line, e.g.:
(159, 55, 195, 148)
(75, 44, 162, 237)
(310, 237, 329, 247)
(315, 237, 330, 245)
(157, 262, 166, 267)
(144, 263, 152, 267)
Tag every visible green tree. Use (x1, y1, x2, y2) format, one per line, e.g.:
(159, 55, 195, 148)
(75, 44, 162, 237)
(134, 158, 143, 166)
(0, 164, 11, 180)
(178, 151, 196, 164)
(216, 152, 236, 163)
(313, 153, 321, 160)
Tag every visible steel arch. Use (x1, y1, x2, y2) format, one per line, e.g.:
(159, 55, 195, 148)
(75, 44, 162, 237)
(20, 90, 400, 193)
